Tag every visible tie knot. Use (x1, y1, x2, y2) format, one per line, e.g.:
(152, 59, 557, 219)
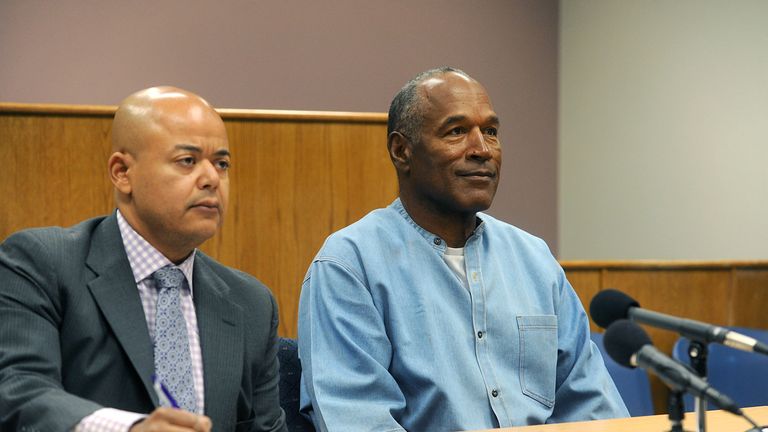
(153, 266, 185, 291)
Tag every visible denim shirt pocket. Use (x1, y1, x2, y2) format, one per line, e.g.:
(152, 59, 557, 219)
(517, 315, 558, 408)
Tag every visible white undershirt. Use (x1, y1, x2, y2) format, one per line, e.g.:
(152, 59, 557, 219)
(442, 246, 469, 289)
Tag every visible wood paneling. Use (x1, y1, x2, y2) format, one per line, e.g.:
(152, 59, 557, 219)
(214, 118, 396, 337)
(0, 111, 115, 231)
(0, 103, 396, 338)
(732, 270, 768, 328)
(563, 269, 601, 331)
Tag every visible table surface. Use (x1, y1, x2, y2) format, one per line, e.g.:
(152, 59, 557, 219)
(467, 406, 768, 432)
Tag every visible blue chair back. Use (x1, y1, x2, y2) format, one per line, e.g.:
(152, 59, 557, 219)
(672, 327, 768, 410)
(591, 331, 654, 416)
(278, 337, 315, 432)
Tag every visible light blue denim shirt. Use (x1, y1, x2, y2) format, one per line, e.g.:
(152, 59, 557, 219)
(298, 199, 628, 431)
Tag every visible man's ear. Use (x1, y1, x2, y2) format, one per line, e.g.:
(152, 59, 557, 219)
(387, 132, 412, 175)
(108, 152, 133, 195)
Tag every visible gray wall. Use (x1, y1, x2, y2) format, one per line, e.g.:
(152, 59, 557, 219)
(0, 0, 560, 252)
(560, 0, 768, 260)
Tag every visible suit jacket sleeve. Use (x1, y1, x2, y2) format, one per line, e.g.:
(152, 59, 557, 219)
(0, 230, 103, 432)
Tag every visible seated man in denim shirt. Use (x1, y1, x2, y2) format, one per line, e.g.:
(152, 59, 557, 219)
(297, 67, 629, 432)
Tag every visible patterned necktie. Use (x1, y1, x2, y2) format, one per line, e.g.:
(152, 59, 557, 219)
(152, 266, 196, 412)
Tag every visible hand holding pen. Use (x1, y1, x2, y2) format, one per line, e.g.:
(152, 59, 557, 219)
(128, 375, 212, 432)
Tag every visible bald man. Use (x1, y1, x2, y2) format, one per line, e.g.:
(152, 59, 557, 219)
(0, 87, 287, 432)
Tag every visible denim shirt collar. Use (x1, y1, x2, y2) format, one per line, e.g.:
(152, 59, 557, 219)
(389, 197, 486, 251)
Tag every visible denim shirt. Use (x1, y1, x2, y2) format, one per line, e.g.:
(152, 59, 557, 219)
(298, 199, 628, 432)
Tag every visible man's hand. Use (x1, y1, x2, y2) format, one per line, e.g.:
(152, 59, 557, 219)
(129, 407, 212, 432)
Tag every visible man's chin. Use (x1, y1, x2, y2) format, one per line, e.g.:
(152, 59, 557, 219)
(457, 193, 495, 214)
(184, 222, 221, 244)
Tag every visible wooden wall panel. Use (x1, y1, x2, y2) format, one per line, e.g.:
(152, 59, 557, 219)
(211, 118, 397, 337)
(0, 111, 115, 231)
(563, 269, 601, 331)
(732, 269, 768, 328)
(0, 104, 396, 338)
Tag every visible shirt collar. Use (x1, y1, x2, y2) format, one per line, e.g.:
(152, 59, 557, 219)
(390, 198, 486, 249)
(116, 210, 196, 294)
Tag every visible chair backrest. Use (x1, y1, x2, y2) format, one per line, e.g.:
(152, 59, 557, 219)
(591, 331, 655, 416)
(278, 337, 316, 432)
(672, 327, 768, 410)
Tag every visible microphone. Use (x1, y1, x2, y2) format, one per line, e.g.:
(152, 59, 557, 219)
(603, 319, 742, 415)
(590, 289, 768, 355)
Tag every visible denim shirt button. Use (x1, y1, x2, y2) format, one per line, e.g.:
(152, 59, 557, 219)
(491, 389, 499, 397)
(477, 331, 484, 339)
(433, 237, 442, 245)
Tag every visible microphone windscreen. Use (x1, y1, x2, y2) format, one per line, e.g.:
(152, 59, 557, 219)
(603, 319, 652, 368)
(589, 289, 640, 328)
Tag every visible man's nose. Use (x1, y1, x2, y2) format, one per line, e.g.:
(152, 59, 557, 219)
(467, 127, 492, 160)
(197, 160, 221, 189)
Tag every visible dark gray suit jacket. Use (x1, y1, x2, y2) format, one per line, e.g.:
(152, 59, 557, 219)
(0, 213, 287, 432)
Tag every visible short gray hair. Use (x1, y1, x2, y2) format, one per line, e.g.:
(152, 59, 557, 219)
(387, 66, 471, 142)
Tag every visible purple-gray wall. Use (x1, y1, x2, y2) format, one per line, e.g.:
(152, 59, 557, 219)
(0, 0, 559, 252)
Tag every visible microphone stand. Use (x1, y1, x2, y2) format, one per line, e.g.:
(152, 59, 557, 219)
(667, 390, 688, 432)
(684, 339, 763, 432)
(686, 340, 709, 432)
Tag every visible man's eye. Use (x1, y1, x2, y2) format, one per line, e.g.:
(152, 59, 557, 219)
(179, 157, 196, 166)
(216, 160, 231, 170)
(484, 127, 498, 137)
(448, 127, 466, 136)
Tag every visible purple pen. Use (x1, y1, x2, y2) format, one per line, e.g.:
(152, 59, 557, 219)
(151, 374, 180, 409)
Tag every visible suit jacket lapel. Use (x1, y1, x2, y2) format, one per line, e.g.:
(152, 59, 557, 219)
(193, 257, 243, 422)
(85, 214, 158, 405)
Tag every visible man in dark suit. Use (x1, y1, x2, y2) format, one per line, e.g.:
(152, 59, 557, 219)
(0, 87, 287, 432)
